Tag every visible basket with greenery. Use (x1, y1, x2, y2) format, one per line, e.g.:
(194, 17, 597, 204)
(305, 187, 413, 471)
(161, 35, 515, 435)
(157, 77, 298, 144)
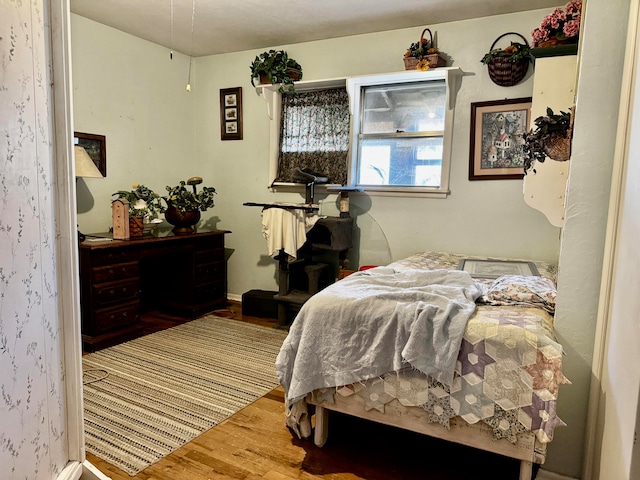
(250, 49, 303, 93)
(481, 32, 533, 86)
(523, 107, 573, 173)
(403, 28, 447, 71)
(112, 183, 165, 220)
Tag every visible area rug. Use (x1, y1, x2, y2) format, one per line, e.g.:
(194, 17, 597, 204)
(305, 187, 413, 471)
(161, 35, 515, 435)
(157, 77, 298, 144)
(82, 315, 288, 475)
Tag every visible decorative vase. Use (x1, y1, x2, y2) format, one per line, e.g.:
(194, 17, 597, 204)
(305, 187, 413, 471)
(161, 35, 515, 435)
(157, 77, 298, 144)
(164, 206, 201, 234)
(129, 216, 144, 237)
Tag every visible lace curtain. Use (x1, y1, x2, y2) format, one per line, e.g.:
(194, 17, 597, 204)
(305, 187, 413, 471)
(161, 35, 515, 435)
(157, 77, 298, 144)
(275, 88, 350, 184)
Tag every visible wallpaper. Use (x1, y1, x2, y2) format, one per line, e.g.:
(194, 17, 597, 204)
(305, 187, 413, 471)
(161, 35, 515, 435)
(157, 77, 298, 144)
(0, 1, 68, 478)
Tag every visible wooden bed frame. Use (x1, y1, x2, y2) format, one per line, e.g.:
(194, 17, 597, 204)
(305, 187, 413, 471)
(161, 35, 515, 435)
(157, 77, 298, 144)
(308, 393, 546, 480)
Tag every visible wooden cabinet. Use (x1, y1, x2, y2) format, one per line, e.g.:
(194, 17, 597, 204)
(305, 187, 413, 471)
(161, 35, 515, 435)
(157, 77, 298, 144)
(79, 229, 229, 351)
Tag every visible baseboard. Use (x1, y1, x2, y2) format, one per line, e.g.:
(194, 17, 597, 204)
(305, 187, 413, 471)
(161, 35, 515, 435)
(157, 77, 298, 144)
(227, 293, 242, 302)
(81, 461, 111, 480)
(536, 469, 580, 480)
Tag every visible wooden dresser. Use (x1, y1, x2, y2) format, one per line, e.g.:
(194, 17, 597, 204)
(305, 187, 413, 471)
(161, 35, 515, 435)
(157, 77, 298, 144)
(79, 228, 230, 351)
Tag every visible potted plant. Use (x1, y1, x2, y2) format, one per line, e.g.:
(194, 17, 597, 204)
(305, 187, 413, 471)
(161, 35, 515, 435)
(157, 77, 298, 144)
(523, 107, 573, 173)
(250, 49, 303, 93)
(481, 32, 533, 86)
(531, 1, 582, 48)
(112, 183, 166, 236)
(162, 177, 216, 234)
(403, 28, 447, 71)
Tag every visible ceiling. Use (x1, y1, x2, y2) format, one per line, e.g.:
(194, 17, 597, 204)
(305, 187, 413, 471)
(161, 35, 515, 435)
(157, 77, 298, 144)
(69, 0, 561, 58)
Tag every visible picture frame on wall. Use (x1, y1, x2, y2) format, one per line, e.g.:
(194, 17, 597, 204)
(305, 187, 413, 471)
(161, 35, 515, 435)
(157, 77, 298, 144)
(469, 97, 532, 181)
(220, 87, 243, 140)
(74, 131, 107, 177)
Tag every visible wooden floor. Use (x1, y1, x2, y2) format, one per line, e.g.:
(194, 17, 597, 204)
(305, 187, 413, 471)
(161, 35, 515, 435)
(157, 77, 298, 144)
(86, 302, 529, 480)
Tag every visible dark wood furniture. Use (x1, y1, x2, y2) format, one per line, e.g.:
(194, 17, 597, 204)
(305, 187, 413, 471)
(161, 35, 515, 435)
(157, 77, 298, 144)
(79, 228, 229, 351)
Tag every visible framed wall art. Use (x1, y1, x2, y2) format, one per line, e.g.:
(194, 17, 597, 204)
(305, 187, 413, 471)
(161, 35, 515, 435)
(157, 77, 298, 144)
(469, 97, 531, 181)
(74, 131, 106, 177)
(220, 87, 243, 140)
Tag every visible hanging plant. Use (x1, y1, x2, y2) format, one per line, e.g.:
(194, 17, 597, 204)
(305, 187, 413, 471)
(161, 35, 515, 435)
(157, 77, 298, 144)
(523, 107, 572, 173)
(250, 50, 303, 93)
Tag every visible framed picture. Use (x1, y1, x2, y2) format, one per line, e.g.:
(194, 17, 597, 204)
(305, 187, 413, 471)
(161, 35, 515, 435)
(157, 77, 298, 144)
(469, 97, 532, 181)
(74, 132, 106, 177)
(220, 87, 243, 140)
(458, 258, 540, 279)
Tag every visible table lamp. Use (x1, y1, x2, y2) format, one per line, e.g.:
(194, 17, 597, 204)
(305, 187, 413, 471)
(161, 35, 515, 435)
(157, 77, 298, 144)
(75, 145, 103, 241)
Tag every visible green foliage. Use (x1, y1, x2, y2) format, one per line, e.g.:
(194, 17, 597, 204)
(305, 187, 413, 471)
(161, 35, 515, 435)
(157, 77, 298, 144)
(163, 180, 216, 213)
(523, 108, 572, 172)
(112, 183, 165, 219)
(404, 39, 438, 59)
(250, 49, 302, 93)
(480, 42, 533, 64)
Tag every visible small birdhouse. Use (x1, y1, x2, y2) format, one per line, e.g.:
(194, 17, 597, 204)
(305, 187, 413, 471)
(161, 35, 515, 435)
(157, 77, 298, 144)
(112, 198, 130, 240)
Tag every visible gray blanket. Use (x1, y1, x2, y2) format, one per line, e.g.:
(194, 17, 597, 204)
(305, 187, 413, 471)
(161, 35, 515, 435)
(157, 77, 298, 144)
(275, 267, 482, 404)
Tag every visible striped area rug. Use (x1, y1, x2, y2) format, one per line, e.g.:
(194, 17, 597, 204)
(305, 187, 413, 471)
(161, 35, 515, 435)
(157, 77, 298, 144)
(82, 315, 288, 475)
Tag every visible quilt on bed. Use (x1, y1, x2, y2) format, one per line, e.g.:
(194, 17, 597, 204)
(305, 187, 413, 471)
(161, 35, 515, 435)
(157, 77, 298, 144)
(276, 252, 569, 445)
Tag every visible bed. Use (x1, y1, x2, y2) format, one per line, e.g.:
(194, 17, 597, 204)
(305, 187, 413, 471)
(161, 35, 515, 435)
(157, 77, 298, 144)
(275, 252, 568, 480)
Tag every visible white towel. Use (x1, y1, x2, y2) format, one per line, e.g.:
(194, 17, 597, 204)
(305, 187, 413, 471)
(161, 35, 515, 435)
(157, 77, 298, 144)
(261, 208, 322, 261)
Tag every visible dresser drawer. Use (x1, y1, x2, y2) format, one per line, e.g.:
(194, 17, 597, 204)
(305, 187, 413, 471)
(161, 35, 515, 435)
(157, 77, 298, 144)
(92, 278, 140, 306)
(92, 302, 140, 335)
(194, 248, 224, 264)
(194, 281, 225, 303)
(195, 260, 225, 283)
(92, 261, 139, 283)
(91, 248, 138, 267)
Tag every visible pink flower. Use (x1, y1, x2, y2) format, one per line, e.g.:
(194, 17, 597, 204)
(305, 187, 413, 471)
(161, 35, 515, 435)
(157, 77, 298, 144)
(552, 7, 567, 23)
(565, 0, 582, 15)
(563, 19, 581, 38)
(531, 27, 550, 47)
(531, 0, 581, 46)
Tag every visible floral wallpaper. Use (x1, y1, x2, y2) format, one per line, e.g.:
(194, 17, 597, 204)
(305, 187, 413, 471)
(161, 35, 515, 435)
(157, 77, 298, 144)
(1, 1, 68, 478)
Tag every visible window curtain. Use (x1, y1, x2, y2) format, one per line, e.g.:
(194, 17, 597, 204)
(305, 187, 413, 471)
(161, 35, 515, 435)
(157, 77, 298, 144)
(276, 88, 350, 184)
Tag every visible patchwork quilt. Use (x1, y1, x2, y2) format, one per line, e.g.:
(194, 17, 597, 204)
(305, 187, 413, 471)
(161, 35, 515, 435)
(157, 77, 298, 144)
(279, 252, 569, 445)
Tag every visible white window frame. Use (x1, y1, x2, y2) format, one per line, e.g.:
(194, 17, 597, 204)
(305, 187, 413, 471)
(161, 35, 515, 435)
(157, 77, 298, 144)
(346, 68, 462, 198)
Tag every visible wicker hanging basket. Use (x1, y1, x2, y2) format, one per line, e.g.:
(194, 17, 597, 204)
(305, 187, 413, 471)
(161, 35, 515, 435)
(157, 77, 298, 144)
(543, 132, 572, 161)
(403, 28, 447, 70)
(485, 32, 530, 87)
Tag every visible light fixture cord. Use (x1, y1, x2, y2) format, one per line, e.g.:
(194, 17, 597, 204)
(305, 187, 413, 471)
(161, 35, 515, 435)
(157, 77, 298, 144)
(169, 0, 174, 59)
(186, 0, 196, 91)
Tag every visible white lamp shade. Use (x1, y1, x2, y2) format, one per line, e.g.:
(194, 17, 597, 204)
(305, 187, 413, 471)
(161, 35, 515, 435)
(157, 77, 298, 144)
(74, 145, 103, 178)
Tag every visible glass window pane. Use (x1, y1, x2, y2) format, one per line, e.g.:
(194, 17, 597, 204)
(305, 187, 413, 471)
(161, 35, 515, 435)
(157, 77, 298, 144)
(362, 80, 446, 134)
(358, 136, 443, 187)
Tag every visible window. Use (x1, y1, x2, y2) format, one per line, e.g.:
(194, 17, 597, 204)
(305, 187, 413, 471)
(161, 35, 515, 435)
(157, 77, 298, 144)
(275, 88, 350, 184)
(347, 69, 462, 196)
(257, 78, 347, 188)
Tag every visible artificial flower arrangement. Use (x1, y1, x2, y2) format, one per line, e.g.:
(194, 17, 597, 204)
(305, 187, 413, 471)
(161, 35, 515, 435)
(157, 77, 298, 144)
(531, 0, 582, 48)
(163, 177, 216, 213)
(112, 183, 165, 220)
(480, 41, 532, 66)
(403, 28, 447, 71)
(480, 32, 533, 87)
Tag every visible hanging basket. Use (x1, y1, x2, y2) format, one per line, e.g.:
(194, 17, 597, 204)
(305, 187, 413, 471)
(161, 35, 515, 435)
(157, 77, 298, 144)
(403, 28, 447, 70)
(485, 32, 530, 87)
(543, 132, 572, 161)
